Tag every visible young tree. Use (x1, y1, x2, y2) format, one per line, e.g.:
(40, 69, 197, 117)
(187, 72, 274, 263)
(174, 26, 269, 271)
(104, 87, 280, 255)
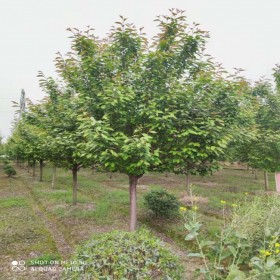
(25, 77, 100, 204)
(43, 10, 245, 230)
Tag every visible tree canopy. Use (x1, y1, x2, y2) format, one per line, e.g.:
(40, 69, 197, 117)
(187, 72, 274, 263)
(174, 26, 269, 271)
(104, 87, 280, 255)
(7, 9, 250, 230)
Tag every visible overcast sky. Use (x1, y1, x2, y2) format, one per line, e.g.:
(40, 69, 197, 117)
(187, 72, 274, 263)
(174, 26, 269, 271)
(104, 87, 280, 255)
(1, 0, 280, 140)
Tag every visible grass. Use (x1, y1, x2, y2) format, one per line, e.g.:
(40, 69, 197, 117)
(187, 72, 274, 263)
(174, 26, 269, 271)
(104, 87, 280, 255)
(0, 168, 60, 279)
(0, 162, 278, 279)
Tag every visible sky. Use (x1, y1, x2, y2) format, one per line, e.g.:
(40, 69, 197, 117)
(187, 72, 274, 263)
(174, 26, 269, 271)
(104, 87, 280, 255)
(0, 0, 280, 140)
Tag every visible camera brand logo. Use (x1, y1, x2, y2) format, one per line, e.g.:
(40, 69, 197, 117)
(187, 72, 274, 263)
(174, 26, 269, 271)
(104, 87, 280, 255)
(11, 260, 26, 271)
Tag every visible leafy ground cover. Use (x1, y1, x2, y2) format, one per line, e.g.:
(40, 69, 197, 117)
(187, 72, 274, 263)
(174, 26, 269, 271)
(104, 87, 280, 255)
(0, 163, 277, 279)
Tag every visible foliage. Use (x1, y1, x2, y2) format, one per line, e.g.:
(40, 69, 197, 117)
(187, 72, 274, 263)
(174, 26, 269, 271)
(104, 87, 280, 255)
(231, 70, 280, 173)
(3, 164, 16, 177)
(0, 155, 9, 164)
(7, 9, 248, 229)
(0, 134, 4, 155)
(250, 236, 280, 279)
(144, 189, 179, 217)
(182, 193, 280, 279)
(62, 228, 183, 280)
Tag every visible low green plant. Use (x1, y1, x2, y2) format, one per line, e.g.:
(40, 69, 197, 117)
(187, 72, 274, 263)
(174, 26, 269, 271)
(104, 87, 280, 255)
(249, 236, 280, 279)
(182, 191, 280, 279)
(62, 228, 183, 279)
(3, 164, 16, 177)
(144, 189, 179, 218)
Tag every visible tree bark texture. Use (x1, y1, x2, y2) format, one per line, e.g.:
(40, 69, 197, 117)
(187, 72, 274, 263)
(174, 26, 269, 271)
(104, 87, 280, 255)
(264, 170, 269, 191)
(186, 172, 191, 194)
(72, 165, 78, 205)
(129, 175, 139, 231)
(39, 160, 43, 182)
(52, 166, 56, 189)
(32, 160, 36, 177)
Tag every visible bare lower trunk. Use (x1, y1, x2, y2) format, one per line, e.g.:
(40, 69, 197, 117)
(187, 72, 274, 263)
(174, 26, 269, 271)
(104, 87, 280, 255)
(129, 175, 139, 231)
(52, 166, 56, 189)
(32, 161, 36, 177)
(27, 162, 30, 173)
(264, 170, 269, 191)
(165, 172, 169, 177)
(186, 172, 191, 194)
(72, 166, 78, 205)
(109, 172, 113, 179)
(39, 160, 43, 182)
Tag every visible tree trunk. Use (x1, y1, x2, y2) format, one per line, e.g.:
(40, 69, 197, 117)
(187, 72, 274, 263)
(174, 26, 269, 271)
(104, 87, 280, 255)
(264, 170, 269, 191)
(72, 165, 78, 205)
(27, 161, 30, 173)
(129, 175, 139, 231)
(186, 172, 191, 194)
(32, 160, 36, 177)
(109, 172, 113, 179)
(165, 172, 169, 177)
(39, 160, 43, 182)
(52, 165, 56, 189)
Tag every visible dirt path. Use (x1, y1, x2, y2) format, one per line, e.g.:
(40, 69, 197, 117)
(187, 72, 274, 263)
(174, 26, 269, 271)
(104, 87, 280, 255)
(19, 173, 74, 259)
(0, 168, 72, 280)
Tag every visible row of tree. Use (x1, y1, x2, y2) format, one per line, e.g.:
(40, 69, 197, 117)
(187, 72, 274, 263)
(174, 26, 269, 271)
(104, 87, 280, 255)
(4, 9, 280, 230)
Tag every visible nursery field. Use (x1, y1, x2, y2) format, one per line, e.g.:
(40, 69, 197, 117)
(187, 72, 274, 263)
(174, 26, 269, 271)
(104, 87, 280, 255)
(0, 163, 277, 279)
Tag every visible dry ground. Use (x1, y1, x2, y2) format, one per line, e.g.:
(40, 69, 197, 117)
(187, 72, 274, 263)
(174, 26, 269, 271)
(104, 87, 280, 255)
(0, 163, 276, 279)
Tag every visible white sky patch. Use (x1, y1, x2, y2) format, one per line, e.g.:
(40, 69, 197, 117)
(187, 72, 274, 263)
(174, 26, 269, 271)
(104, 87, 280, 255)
(0, 0, 279, 139)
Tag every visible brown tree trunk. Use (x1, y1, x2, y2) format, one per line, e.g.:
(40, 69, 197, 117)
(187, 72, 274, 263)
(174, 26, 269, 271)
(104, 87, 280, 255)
(39, 160, 43, 182)
(264, 170, 269, 191)
(27, 161, 30, 173)
(32, 160, 36, 177)
(52, 165, 56, 189)
(186, 172, 191, 194)
(72, 165, 78, 205)
(129, 175, 139, 231)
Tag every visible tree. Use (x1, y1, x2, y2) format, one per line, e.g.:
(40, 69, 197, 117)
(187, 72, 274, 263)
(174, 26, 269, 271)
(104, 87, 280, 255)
(243, 69, 280, 190)
(24, 84, 85, 204)
(32, 10, 245, 230)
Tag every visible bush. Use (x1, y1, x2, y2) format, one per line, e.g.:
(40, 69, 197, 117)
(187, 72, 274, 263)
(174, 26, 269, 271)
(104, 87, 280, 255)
(3, 164, 16, 177)
(144, 189, 179, 217)
(62, 229, 183, 280)
(0, 155, 9, 164)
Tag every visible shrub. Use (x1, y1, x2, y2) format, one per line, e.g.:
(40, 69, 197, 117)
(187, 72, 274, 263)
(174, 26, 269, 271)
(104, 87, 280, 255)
(62, 229, 183, 279)
(144, 189, 179, 217)
(3, 164, 16, 177)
